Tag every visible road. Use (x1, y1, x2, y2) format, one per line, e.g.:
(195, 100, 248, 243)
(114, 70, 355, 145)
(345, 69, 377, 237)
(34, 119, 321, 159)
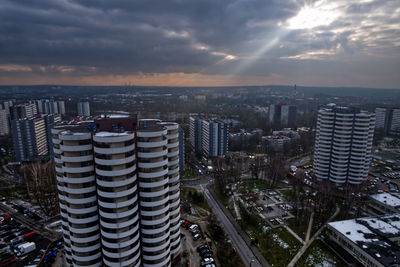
(0, 202, 61, 241)
(199, 184, 264, 267)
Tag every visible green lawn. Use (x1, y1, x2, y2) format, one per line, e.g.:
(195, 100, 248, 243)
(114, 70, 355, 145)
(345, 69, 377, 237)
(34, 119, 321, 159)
(297, 239, 346, 267)
(181, 186, 210, 211)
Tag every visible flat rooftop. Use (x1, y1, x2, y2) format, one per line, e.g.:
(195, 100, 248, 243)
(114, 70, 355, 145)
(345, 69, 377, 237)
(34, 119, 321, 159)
(328, 213, 400, 266)
(370, 193, 400, 210)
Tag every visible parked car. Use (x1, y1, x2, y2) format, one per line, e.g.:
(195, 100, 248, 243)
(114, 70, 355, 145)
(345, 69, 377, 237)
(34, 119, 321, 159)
(193, 233, 202, 241)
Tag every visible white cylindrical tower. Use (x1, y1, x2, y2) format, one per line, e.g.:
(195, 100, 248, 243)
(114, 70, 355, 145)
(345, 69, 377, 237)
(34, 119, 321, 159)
(137, 126, 171, 267)
(93, 132, 141, 267)
(314, 107, 375, 185)
(58, 130, 102, 267)
(158, 122, 181, 258)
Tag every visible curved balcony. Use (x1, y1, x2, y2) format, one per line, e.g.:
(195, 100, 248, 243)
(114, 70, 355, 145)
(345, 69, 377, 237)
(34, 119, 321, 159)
(97, 184, 137, 199)
(139, 187, 169, 198)
(95, 155, 135, 166)
(71, 252, 102, 264)
(103, 254, 141, 267)
(94, 144, 135, 155)
(60, 144, 92, 152)
(102, 241, 140, 259)
(68, 215, 98, 225)
(71, 243, 101, 254)
(65, 195, 97, 205)
(96, 165, 136, 177)
(69, 224, 99, 235)
(138, 168, 168, 179)
(138, 159, 168, 169)
(67, 205, 98, 215)
(99, 207, 137, 220)
(140, 197, 169, 208)
(93, 133, 134, 143)
(62, 155, 93, 163)
(139, 178, 169, 189)
(142, 247, 170, 261)
(63, 165, 94, 174)
(101, 223, 139, 239)
(70, 233, 100, 244)
(138, 150, 167, 159)
(64, 185, 96, 195)
(96, 175, 137, 188)
(101, 230, 140, 249)
(100, 214, 139, 230)
(137, 129, 167, 138)
(140, 206, 170, 217)
(137, 140, 168, 148)
(140, 214, 169, 226)
(63, 176, 95, 184)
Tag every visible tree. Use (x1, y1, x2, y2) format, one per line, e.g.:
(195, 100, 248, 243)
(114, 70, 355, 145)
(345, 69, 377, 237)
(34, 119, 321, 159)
(21, 161, 59, 217)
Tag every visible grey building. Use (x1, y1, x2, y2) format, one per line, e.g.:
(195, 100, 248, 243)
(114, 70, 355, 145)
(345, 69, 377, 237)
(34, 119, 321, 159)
(189, 116, 202, 153)
(190, 116, 228, 158)
(77, 101, 90, 116)
(44, 114, 62, 159)
(9, 103, 37, 120)
(0, 109, 9, 135)
(280, 105, 297, 128)
(11, 117, 48, 161)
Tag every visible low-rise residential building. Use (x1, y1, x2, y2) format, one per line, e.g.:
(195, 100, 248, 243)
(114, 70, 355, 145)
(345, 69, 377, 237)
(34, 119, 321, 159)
(327, 214, 400, 267)
(370, 193, 400, 215)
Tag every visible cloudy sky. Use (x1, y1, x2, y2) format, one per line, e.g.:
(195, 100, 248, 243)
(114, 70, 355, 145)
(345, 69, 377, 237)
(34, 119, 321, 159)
(0, 0, 399, 88)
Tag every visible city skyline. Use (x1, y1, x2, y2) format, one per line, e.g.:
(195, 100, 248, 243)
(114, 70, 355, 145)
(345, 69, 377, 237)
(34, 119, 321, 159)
(0, 0, 399, 88)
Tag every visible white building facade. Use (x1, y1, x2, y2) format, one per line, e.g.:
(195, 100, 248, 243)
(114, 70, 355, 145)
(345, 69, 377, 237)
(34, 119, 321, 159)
(313, 106, 375, 184)
(52, 115, 181, 267)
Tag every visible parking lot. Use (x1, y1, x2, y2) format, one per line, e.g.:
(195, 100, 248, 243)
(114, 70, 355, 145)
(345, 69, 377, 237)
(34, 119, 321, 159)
(180, 219, 216, 267)
(0, 213, 62, 267)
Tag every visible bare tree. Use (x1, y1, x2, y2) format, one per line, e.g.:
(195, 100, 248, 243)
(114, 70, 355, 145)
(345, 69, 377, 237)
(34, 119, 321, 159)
(22, 161, 59, 217)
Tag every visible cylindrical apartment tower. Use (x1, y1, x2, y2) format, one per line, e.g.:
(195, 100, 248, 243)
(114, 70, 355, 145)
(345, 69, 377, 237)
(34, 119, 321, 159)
(137, 126, 172, 267)
(52, 128, 73, 265)
(158, 122, 181, 258)
(52, 115, 181, 267)
(57, 129, 102, 267)
(93, 132, 141, 267)
(313, 106, 375, 185)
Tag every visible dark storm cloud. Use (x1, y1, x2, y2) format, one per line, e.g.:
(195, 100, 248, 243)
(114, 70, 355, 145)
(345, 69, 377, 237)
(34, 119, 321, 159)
(0, 0, 399, 87)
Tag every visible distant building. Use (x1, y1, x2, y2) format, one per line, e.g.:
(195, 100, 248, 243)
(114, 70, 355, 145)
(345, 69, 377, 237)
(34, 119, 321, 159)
(0, 109, 9, 135)
(194, 94, 206, 101)
(313, 106, 375, 185)
(43, 114, 62, 159)
(269, 103, 297, 128)
(388, 108, 400, 136)
(30, 100, 66, 115)
(374, 107, 387, 130)
(11, 117, 48, 161)
(262, 135, 290, 152)
(9, 103, 37, 120)
(0, 100, 13, 115)
(77, 101, 90, 116)
(190, 116, 228, 158)
(280, 105, 297, 128)
(190, 116, 203, 153)
(268, 103, 282, 125)
(327, 213, 400, 267)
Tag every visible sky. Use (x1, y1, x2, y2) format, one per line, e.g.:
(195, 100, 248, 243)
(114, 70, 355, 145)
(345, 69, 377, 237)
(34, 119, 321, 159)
(0, 0, 399, 88)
